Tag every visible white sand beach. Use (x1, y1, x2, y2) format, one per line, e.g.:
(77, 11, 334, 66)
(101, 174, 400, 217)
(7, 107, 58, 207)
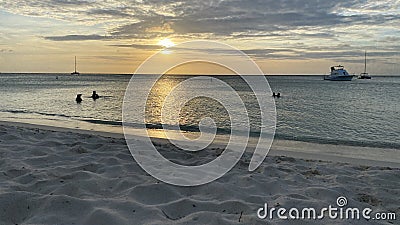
(0, 122, 398, 225)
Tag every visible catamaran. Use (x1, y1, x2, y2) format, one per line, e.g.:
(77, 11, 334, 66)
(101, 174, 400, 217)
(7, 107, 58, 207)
(324, 65, 354, 81)
(358, 51, 371, 79)
(71, 56, 80, 75)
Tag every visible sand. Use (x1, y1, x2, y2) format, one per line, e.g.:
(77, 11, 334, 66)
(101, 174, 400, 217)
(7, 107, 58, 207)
(0, 123, 398, 224)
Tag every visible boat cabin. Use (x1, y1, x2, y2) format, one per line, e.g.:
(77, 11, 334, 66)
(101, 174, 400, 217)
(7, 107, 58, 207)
(330, 65, 349, 76)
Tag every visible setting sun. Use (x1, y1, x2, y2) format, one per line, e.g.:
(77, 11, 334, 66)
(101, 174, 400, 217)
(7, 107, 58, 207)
(158, 38, 175, 48)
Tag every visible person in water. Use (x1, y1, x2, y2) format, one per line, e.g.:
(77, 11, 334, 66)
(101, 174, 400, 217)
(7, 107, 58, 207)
(272, 92, 281, 98)
(76, 94, 82, 103)
(91, 91, 100, 100)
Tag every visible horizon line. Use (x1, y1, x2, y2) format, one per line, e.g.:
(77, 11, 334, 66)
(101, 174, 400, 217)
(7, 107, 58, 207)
(1, 72, 400, 76)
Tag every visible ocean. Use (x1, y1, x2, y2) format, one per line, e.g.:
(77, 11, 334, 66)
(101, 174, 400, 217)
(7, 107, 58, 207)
(0, 73, 399, 149)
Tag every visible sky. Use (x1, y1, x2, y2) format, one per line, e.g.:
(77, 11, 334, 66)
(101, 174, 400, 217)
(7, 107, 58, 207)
(0, 0, 399, 75)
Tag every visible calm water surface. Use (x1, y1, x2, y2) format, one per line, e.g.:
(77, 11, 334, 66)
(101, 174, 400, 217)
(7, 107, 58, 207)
(0, 74, 399, 149)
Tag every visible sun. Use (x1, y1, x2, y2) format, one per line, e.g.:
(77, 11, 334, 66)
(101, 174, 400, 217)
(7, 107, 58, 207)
(158, 38, 175, 48)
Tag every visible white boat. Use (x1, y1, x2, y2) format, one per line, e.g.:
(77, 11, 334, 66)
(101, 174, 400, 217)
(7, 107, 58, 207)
(324, 65, 353, 81)
(71, 56, 80, 75)
(358, 51, 371, 79)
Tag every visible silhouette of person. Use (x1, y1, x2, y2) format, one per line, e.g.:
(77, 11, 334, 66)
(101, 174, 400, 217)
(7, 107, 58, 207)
(277, 93, 281, 98)
(76, 94, 83, 103)
(91, 91, 100, 100)
(272, 92, 276, 97)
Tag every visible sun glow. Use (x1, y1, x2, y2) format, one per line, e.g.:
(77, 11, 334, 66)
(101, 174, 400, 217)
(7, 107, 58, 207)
(158, 38, 175, 48)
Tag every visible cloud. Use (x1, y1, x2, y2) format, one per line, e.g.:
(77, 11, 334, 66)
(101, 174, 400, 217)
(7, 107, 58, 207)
(1, 0, 399, 65)
(86, 8, 132, 18)
(43, 34, 112, 41)
(3, 0, 399, 37)
(52, 0, 93, 6)
(0, 48, 13, 53)
(99, 0, 400, 47)
(109, 43, 161, 50)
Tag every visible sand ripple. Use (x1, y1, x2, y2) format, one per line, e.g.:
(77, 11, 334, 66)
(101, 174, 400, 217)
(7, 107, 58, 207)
(0, 125, 398, 224)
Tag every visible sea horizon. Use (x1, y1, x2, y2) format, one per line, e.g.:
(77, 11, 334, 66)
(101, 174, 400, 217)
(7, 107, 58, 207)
(2, 72, 400, 76)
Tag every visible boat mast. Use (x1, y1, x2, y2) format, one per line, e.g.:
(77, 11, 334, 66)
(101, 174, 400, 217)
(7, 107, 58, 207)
(74, 56, 77, 73)
(364, 51, 367, 74)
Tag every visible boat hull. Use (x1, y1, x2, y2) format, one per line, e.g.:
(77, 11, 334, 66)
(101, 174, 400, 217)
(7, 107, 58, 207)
(358, 73, 371, 79)
(324, 76, 353, 81)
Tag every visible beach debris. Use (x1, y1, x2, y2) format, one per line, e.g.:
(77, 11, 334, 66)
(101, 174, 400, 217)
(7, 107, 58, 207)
(357, 193, 381, 206)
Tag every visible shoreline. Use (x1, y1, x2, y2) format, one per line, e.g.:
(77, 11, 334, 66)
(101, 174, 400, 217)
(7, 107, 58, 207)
(1, 120, 399, 168)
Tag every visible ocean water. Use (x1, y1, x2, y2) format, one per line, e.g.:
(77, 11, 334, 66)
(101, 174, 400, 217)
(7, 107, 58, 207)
(0, 73, 399, 149)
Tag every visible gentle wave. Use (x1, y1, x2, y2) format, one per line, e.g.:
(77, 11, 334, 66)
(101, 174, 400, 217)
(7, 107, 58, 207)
(0, 109, 73, 119)
(2, 108, 400, 150)
(84, 118, 400, 150)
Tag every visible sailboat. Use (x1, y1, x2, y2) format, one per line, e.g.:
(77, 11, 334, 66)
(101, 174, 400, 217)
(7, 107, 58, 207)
(358, 51, 371, 79)
(71, 56, 80, 75)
